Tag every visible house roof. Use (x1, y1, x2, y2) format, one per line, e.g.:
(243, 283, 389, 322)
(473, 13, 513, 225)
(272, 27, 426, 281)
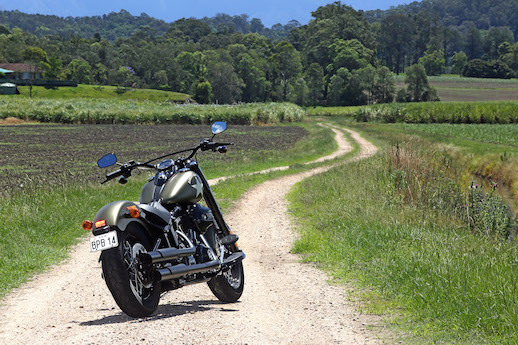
(0, 63, 38, 73)
(0, 67, 13, 74)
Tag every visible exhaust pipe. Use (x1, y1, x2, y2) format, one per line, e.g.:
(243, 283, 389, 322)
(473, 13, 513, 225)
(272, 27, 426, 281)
(139, 246, 196, 265)
(155, 259, 220, 281)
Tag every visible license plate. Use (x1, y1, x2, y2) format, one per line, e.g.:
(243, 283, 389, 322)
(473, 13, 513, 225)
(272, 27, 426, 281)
(90, 231, 118, 252)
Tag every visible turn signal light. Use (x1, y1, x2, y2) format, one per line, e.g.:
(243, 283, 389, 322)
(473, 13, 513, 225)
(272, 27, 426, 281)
(82, 220, 93, 231)
(126, 205, 141, 218)
(95, 219, 107, 228)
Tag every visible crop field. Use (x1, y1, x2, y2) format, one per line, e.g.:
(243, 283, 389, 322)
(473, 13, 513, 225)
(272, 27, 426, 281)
(394, 123, 518, 146)
(0, 99, 304, 125)
(395, 75, 518, 102)
(0, 123, 309, 196)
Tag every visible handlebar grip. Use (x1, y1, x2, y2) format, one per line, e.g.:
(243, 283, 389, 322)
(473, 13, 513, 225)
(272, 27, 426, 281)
(106, 168, 123, 180)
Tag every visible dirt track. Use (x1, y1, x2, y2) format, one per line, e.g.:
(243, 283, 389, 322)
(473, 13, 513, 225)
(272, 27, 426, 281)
(0, 125, 379, 345)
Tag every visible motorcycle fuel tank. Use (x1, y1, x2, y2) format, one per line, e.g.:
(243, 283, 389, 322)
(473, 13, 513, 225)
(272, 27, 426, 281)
(162, 170, 203, 205)
(140, 171, 203, 205)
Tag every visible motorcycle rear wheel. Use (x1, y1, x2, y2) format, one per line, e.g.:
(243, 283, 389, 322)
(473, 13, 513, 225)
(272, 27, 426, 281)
(101, 224, 160, 318)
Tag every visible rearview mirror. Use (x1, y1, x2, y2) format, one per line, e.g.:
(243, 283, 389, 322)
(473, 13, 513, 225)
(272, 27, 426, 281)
(211, 121, 227, 135)
(97, 153, 117, 168)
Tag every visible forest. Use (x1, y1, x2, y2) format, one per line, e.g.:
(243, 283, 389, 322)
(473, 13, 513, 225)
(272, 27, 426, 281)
(1, 0, 518, 106)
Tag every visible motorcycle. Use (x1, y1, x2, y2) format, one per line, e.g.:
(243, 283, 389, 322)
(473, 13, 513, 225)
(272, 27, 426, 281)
(82, 121, 245, 318)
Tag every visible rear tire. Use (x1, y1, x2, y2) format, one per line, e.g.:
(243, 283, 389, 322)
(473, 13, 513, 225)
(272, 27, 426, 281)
(101, 224, 160, 318)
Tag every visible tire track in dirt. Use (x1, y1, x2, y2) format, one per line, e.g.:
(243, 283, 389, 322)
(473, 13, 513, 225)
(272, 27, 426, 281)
(0, 125, 380, 345)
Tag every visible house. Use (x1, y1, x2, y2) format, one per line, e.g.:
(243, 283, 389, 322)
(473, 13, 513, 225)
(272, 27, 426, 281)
(0, 63, 42, 80)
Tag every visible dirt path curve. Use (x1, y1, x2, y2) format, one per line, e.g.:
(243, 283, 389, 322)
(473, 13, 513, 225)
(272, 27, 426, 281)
(0, 126, 379, 345)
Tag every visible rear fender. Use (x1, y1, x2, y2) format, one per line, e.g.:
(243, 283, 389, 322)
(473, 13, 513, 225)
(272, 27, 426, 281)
(93, 200, 151, 235)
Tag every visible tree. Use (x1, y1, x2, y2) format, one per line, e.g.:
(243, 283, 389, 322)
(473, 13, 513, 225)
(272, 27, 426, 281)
(380, 14, 416, 75)
(22, 46, 48, 97)
(462, 59, 513, 79)
(405, 64, 438, 102)
(193, 81, 213, 104)
(294, 2, 376, 68)
(483, 27, 514, 60)
(237, 53, 268, 102)
(355, 65, 377, 105)
(327, 39, 374, 76)
(270, 41, 301, 101)
(288, 77, 309, 106)
(373, 66, 396, 104)
(465, 25, 483, 60)
(43, 55, 62, 80)
(327, 67, 351, 106)
(64, 59, 92, 84)
(115, 65, 134, 87)
(208, 62, 243, 104)
(153, 70, 168, 88)
(451, 52, 468, 75)
(93, 63, 108, 84)
(418, 47, 445, 76)
(304, 63, 325, 105)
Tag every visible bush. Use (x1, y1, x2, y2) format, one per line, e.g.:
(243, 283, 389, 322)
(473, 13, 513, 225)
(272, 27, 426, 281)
(462, 59, 513, 79)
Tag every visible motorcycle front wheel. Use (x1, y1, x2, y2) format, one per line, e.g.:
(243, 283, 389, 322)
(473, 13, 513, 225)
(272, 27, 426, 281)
(207, 231, 244, 302)
(101, 224, 160, 317)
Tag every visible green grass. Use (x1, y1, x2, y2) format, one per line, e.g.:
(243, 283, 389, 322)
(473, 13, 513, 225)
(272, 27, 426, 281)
(0, 98, 305, 125)
(288, 147, 518, 344)
(0, 121, 340, 299)
(13, 84, 190, 102)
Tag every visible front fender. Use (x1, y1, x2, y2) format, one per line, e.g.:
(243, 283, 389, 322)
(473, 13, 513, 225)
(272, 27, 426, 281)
(94, 200, 149, 233)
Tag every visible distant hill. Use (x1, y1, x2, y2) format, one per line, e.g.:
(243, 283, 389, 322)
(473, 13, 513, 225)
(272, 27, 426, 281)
(364, 0, 518, 34)
(0, 9, 296, 40)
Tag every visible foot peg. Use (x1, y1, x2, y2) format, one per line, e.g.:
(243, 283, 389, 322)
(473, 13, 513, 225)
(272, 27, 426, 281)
(220, 234, 239, 245)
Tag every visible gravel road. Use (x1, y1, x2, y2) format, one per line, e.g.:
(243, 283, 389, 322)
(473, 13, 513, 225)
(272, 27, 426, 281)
(0, 125, 380, 345)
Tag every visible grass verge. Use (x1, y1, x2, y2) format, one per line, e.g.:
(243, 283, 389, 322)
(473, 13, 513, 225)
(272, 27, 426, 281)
(288, 124, 518, 344)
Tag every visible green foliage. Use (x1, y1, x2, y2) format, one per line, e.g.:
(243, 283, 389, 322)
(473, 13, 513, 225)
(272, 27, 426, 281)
(64, 59, 92, 83)
(193, 80, 213, 104)
(208, 62, 244, 104)
(451, 51, 468, 75)
(304, 63, 325, 105)
(404, 64, 439, 102)
(418, 47, 445, 76)
(22, 46, 47, 63)
(463, 59, 513, 79)
(43, 55, 62, 80)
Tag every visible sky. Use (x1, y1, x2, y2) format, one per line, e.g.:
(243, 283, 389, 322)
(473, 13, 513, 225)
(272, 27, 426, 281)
(0, 0, 412, 27)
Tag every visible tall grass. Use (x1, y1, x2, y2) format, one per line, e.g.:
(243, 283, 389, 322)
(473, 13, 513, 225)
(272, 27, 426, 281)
(0, 98, 305, 125)
(289, 142, 518, 343)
